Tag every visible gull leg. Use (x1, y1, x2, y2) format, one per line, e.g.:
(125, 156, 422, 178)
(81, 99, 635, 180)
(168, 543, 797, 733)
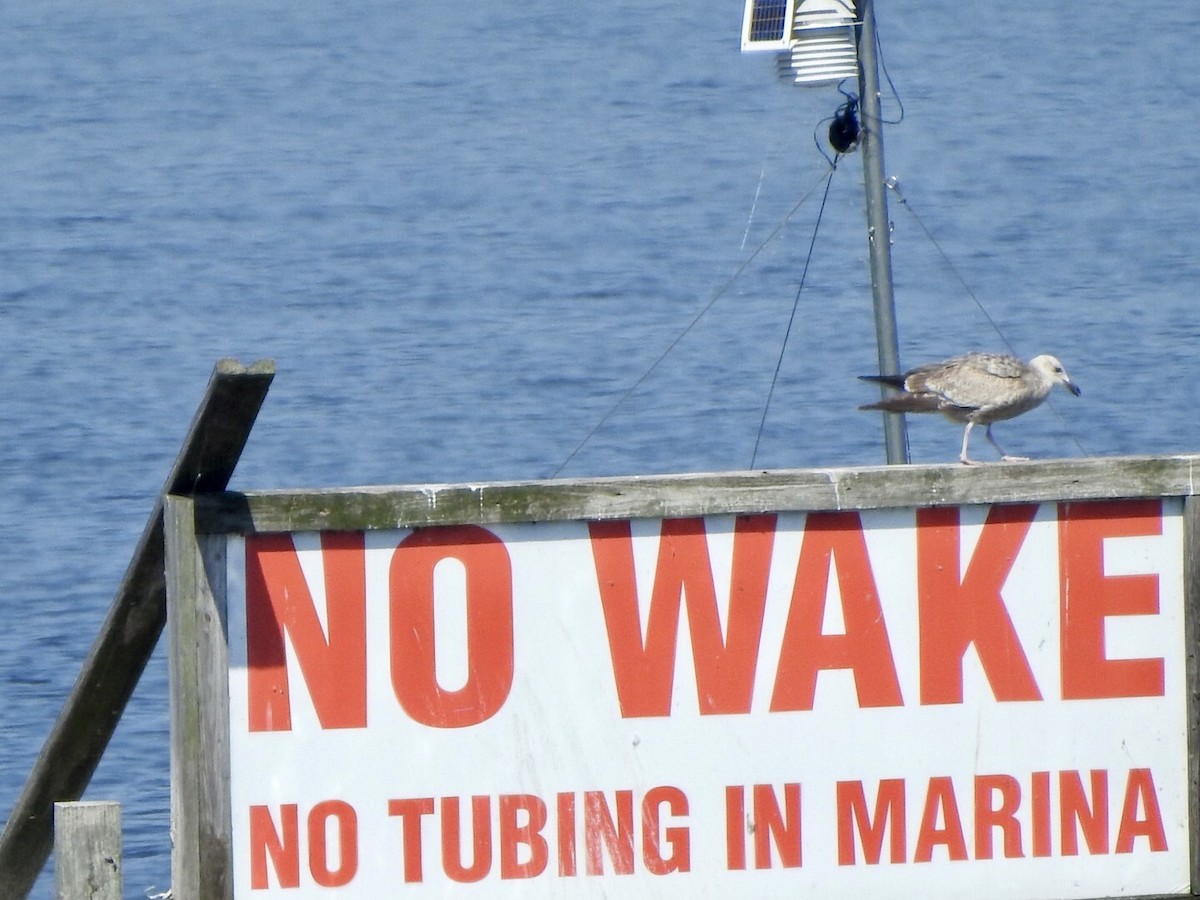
(959, 422, 980, 465)
(986, 424, 1029, 462)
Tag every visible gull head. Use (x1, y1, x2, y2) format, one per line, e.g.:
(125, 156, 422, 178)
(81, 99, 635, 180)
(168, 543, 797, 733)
(1030, 354, 1082, 396)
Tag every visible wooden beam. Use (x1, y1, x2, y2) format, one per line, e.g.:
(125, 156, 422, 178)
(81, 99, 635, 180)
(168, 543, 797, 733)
(54, 801, 121, 900)
(165, 496, 232, 900)
(0, 359, 274, 898)
(192, 454, 1200, 534)
(1186, 495, 1200, 892)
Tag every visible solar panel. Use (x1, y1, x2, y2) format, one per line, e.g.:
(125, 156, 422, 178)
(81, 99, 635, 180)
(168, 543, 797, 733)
(740, 0, 795, 52)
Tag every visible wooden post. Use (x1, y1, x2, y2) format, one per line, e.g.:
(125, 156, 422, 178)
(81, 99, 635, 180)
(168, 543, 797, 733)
(1186, 494, 1200, 891)
(0, 359, 274, 899)
(53, 801, 121, 900)
(165, 495, 232, 900)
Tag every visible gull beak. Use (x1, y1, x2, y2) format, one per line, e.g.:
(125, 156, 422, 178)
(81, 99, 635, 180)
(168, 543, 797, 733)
(1065, 378, 1081, 397)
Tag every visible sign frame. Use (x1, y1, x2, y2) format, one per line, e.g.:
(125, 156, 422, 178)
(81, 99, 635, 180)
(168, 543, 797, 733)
(164, 454, 1200, 899)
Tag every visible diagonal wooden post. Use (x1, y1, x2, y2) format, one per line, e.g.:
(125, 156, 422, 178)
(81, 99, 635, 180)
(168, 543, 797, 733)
(0, 358, 275, 898)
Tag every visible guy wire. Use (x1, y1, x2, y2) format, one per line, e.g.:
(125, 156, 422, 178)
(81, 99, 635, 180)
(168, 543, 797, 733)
(550, 162, 838, 479)
(751, 165, 837, 469)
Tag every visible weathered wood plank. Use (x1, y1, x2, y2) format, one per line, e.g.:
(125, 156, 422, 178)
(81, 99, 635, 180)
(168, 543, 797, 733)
(166, 496, 232, 900)
(192, 454, 1200, 534)
(0, 359, 273, 899)
(53, 801, 121, 900)
(1187, 495, 1200, 893)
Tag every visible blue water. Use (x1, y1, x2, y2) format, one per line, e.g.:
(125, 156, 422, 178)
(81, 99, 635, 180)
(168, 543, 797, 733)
(2, 0, 1198, 894)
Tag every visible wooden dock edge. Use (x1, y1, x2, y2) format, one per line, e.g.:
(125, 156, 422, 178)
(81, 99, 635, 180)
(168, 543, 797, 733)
(192, 454, 1200, 534)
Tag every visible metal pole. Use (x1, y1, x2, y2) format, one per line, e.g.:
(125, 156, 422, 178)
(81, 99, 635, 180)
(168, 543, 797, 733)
(856, 0, 909, 464)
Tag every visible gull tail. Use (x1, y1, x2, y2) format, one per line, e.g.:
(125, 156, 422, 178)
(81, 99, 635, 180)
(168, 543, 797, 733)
(858, 373, 906, 389)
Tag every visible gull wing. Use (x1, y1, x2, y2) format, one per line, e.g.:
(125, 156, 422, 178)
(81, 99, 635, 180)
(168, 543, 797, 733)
(904, 353, 1027, 410)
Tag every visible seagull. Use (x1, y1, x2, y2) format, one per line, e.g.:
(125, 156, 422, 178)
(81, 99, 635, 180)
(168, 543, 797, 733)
(859, 352, 1081, 465)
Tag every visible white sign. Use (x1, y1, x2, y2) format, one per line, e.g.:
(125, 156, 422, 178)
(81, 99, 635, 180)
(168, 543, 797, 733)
(224, 498, 1190, 898)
